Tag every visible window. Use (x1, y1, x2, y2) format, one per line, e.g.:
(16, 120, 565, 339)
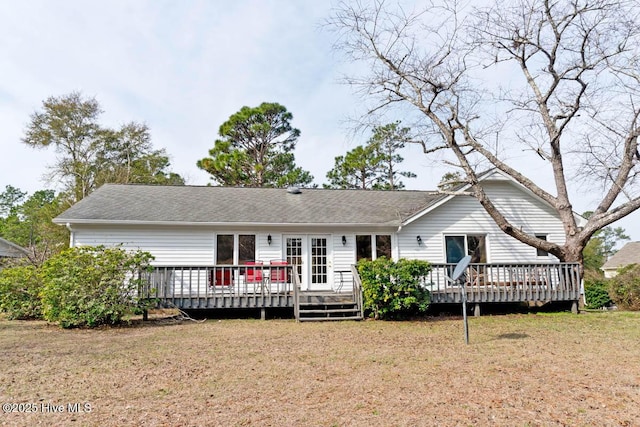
(536, 234, 548, 257)
(445, 235, 487, 263)
(356, 234, 392, 261)
(238, 235, 256, 264)
(376, 235, 392, 259)
(216, 235, 234, 264)
(467, 235, 487, 263)
(356, 235, 372, 261)
(216, 234, 256, 264)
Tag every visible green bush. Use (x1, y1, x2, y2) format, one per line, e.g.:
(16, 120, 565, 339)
(584, 278, 613, 309)
(357, 257, 431, 320)
(608, 264, 640, 311)
(40, 246, 154, 328)
(0, 265, 43, 319)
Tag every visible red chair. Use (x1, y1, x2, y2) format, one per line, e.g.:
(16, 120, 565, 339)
(269, 260, 288, 283)
(245, 261, 264, 284)
(210, 268, 233, 287)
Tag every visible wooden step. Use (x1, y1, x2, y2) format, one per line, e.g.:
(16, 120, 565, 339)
(299, 308, 360, 315)
(299, 301, 356, 307)
(298, 316, 363, 322)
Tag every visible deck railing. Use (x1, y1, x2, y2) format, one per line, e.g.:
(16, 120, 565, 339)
(350, 265, 365, 319)
(138, 262, 581, 311)
(139, 264, 295, 310)
(424, 262, 581, 304)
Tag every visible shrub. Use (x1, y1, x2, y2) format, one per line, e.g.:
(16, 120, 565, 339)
(357, 257, 431, 320)
(40, 246, 154, 328)
(608, 264, 640, 311)
(584, 278, 613, 309)
(0, 265, 43, 319)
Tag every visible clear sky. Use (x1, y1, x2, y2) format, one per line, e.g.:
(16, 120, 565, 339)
(1, 0, 638, 242)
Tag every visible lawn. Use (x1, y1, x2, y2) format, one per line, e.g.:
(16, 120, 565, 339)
(1, 311, 639, 426)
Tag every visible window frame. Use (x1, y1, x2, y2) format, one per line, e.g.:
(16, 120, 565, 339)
(444, 234, 488, 263)
(356, 233, 393, 261)
(535, 234, 549, 257)
(215, 233, 257, 265)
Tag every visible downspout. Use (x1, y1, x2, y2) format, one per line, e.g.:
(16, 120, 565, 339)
(65, 223, 74, 248)
(395, 216, 403, 261)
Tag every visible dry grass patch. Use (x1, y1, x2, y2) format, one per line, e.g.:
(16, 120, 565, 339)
(1, 311, 639, 426)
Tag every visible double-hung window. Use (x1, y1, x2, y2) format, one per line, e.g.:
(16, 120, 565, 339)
(445, 235, 487, 263)
(356, 234, 392, 261)
(216, 234, 256, 264)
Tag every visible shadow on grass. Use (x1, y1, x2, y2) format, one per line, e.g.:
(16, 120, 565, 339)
(496, 332, 529, 340)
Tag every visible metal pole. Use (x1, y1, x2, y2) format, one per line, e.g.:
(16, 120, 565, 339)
(460, 279, 469, 345)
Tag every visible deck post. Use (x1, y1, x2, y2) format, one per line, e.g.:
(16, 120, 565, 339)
(260, 308, 266, 320)
(142, 309, 148, 321)
(473, 303, 481, 317)
(571, 300, 579, 314)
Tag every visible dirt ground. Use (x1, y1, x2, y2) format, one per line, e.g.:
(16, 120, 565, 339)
(0, 311, 639, 426)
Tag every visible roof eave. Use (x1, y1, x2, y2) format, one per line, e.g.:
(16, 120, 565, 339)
(55, 218, 401, 229)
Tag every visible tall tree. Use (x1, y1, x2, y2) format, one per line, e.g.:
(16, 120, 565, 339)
(197, 102, 313, 187)
(369, 122, 416, 190)
(330, 0, 640, 265)
(22, 92, 184, 202)
(0, 187, 68, 265)
(325, 122, 415, 189)
(94, 122, 184, 186)
(0, 185, 26, 217)
(326, 144, 382, 189)
(438, 172, 464, 192)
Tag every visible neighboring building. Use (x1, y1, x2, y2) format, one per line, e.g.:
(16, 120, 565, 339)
(0, 237, 28, 259)
(601, 241, 640, 278)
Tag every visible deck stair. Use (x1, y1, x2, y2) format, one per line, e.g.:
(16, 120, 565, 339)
(296, 291, 362, 322)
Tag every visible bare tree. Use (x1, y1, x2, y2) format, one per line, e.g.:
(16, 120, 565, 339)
(329, 0, 640, 264)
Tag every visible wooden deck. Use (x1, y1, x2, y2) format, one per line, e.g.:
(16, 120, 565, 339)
(138, 262, 581, 318)
(138, 265, 363, 320)
(139, 265, 296, 311)
(425, 262, 581, 305)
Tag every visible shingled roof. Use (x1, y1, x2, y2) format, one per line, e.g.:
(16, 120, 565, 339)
(54, 184, 443, 226)
(0, 237, 28, 257)
(602, 242, 640, 271)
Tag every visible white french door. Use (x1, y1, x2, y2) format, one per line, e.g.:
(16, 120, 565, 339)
(284, 235, 331, 291)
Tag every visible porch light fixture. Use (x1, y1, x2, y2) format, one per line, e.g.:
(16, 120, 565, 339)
(342, 235, 347, 245)
(267, 234, 272, 245)
(416, 235, 422, 245)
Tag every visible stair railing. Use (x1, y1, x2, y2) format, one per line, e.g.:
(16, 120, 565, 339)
(293, 267, 301, 321)
(350, 264, 365, 320)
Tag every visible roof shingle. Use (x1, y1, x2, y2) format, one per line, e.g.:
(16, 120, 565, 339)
(602, 241, 640, 270)
(54, 184, 443, 226)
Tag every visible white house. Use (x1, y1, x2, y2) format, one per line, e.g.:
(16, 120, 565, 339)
(53, 169, 582, 317)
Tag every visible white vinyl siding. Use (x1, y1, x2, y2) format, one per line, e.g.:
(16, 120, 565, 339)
(71, 226, 214, 266)
(333, 233, 356, 289)
(256, 233, 282, 262)
(398, 180, 565, 263)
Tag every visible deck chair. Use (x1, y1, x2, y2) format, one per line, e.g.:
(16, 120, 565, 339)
(210, 267, 233, 287)
(245, 261, 264, 292)
(269, 260, 288, 292)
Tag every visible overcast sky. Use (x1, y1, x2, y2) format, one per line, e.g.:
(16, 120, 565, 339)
(1, 0, 638, 242)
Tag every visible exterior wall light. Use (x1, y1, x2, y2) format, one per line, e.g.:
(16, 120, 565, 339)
(342, 235, 347, 245)
(417, 235, 422, 245)
(267, 234, 272, 245)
